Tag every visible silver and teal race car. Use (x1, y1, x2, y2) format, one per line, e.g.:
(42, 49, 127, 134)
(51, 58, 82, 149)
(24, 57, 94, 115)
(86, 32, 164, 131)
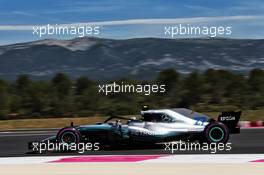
(29, 107, 241, 151)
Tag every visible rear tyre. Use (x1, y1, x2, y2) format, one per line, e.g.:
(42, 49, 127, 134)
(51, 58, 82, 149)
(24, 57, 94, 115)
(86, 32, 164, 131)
(201, 122, 229, 144)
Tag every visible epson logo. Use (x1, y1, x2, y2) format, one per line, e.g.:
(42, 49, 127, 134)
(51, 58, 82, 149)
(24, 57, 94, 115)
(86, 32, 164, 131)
(220, 116, 236, 121)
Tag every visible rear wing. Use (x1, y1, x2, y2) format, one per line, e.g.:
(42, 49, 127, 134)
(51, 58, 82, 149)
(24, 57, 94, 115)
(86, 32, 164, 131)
(218, 111, 241, 134)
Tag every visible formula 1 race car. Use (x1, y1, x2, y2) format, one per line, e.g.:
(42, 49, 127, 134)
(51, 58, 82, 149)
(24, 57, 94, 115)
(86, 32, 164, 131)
(29, 107, 241, 151)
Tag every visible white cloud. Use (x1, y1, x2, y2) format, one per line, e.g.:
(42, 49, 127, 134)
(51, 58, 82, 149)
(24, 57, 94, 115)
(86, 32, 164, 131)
(0, 15, 263, 31)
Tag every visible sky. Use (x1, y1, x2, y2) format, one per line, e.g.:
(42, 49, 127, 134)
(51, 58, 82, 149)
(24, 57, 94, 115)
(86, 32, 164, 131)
(0, 0, 264, 45)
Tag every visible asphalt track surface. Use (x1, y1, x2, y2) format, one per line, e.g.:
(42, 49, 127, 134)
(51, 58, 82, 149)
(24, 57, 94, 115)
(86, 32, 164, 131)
(0, 128, 263, 157)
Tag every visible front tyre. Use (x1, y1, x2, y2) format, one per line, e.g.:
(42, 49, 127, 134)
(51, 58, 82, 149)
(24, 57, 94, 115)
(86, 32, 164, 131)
(56, 127, 81, 145)
(202, 122, 229, 144)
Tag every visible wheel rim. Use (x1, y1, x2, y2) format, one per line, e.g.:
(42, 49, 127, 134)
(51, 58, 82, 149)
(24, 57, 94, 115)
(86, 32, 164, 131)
(61, 132, 76, 144)
(209, 127, 224, 142)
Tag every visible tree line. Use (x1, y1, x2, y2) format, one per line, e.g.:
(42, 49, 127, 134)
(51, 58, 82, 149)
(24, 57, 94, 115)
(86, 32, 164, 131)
(0, 68, 264, 119)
